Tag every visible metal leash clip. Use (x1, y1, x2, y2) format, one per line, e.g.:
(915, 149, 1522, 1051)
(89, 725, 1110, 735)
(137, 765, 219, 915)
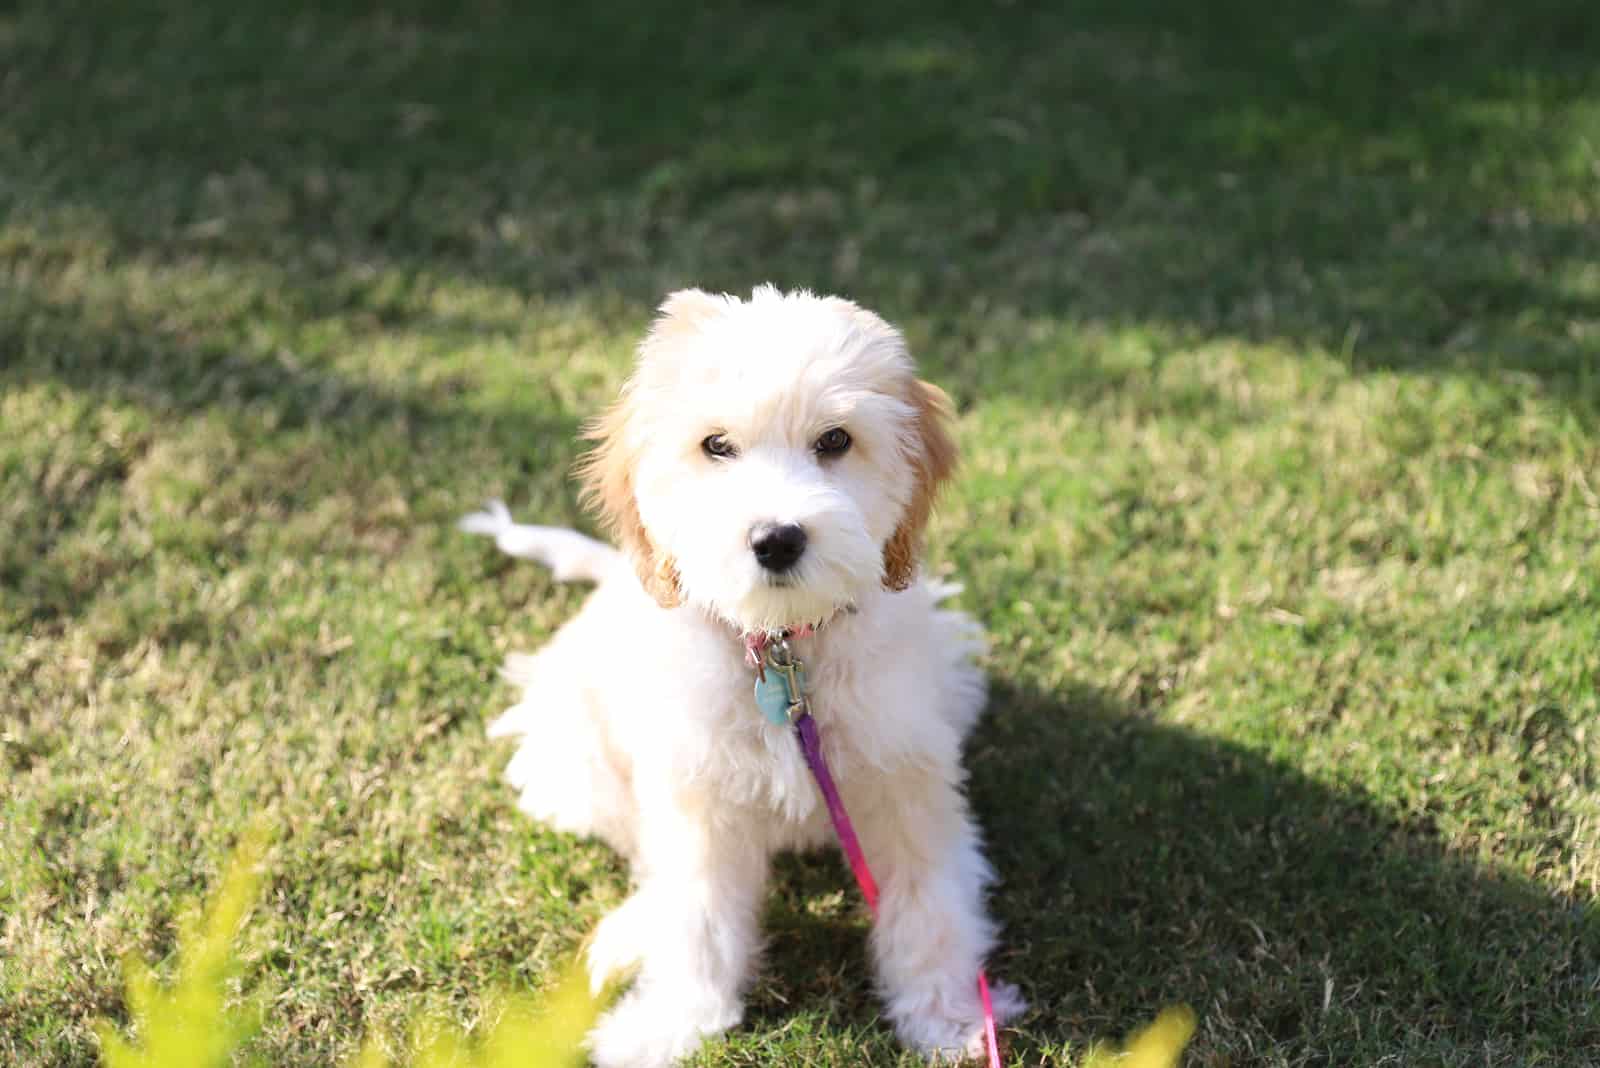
(756, 638, 809, 724)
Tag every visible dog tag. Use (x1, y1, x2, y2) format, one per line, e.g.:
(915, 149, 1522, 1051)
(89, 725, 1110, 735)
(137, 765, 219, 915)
(753, 667, 801, 726)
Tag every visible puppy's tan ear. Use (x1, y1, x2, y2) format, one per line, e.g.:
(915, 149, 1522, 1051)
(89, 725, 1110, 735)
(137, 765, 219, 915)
(577, 393, 683, 609)
(883, 380, 958, 591)
(574, 290, 734, 607)
(577, 291, 734, 607)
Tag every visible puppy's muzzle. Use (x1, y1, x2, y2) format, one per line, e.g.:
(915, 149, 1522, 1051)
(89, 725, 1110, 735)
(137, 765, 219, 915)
(750, 522, 807, 574)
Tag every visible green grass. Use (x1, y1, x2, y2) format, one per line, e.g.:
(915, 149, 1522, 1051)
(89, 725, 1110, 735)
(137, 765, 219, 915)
(2, 0, 1597, 1064)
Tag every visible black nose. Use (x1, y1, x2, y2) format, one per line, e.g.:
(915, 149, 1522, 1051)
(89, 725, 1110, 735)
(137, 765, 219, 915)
(750, 522, 807, 573)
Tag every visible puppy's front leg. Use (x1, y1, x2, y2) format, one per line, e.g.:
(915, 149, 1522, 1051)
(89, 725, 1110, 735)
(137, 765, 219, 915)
(860, 771, 1025, 1059)
(587, 797, 768, 1068)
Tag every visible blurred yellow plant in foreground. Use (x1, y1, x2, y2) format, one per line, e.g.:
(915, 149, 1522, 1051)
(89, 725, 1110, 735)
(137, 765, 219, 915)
(95, 829, 270, 1068)
(95, 832, 1191, 1066)
(1080, 1005, 1197, 1068)
(348, 964, 599, 1068)
(94, 829, 600, 1068)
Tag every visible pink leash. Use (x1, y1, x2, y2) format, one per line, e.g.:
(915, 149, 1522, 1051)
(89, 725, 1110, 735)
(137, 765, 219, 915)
(757, 634, 1003, 1067)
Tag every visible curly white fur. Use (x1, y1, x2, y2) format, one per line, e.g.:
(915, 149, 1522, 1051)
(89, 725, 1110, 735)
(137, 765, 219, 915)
(462, 286, 1022, 1066)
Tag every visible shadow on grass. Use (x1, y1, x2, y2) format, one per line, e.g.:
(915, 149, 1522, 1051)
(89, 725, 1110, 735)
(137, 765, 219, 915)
(4, 0, 1598, 418)
(753, 679, 1598, 1064)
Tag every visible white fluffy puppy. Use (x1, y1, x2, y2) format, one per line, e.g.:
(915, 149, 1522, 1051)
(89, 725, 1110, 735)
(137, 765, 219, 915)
(461, 286, 1022, 1066)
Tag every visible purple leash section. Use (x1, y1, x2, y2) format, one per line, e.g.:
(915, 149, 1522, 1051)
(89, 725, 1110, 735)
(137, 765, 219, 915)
(751, 633, 1003, 1068)
(793, 711, 880, 911)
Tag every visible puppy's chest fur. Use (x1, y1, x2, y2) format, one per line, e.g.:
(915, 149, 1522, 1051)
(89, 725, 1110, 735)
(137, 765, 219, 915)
(502, 576, 986, 860)
(683, 642, 889, 831)
(650, 600, 983, 845)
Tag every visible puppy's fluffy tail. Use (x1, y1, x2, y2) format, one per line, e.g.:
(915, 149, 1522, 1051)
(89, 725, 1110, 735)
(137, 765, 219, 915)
(458, 499, 621, 584)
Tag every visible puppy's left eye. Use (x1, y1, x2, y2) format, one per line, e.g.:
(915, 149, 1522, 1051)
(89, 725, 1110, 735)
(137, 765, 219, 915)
(814, 428, 852, 456)
(702, 433, 738, 460)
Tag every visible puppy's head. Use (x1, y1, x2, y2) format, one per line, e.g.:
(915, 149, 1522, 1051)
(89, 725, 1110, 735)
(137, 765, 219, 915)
(579, 286, 956, 634)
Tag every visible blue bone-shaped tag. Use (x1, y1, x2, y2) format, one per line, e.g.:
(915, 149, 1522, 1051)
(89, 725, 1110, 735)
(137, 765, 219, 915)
(754, 665, 803, 726)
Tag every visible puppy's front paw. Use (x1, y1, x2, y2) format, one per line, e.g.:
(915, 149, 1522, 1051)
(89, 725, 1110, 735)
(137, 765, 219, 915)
(897, 978, 1028, 1063)
(955, 980, 1026, 1062)
(586, 990, 740, 1068)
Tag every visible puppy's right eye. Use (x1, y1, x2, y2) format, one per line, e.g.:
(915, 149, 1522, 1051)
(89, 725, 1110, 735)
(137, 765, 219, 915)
(701, 434, 738, 460)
